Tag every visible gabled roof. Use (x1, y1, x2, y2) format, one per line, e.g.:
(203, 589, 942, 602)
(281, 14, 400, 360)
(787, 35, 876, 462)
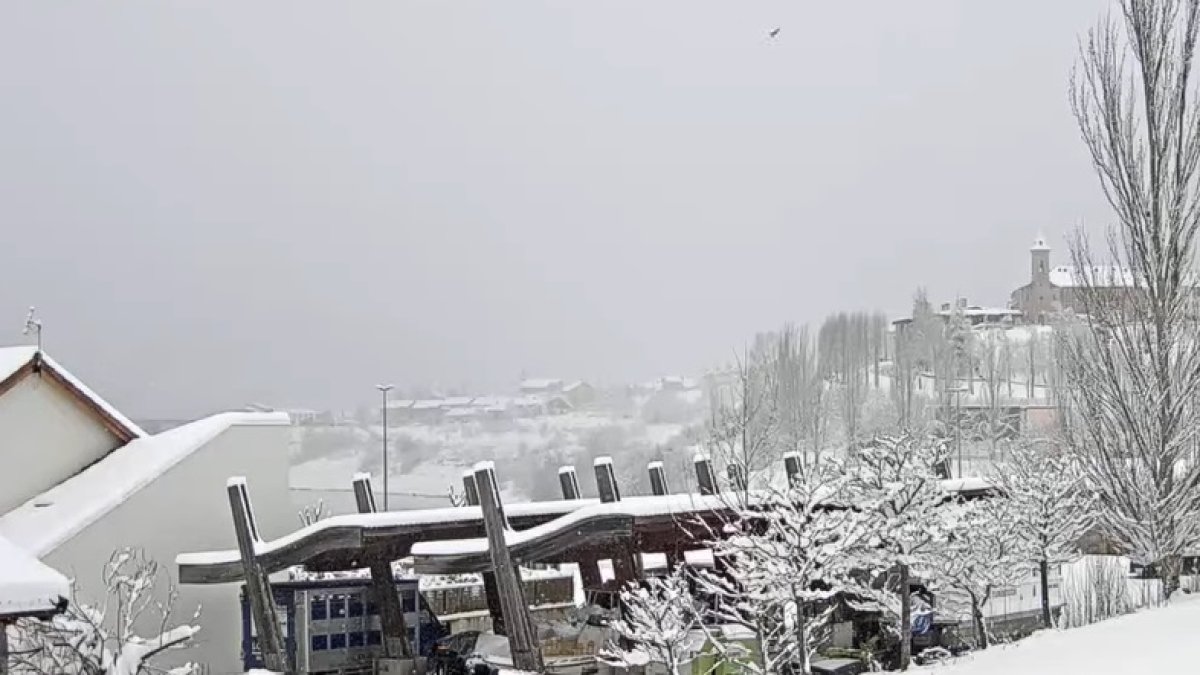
(0, 346, 144, 443)
(0, 411, 289, 557)
(0, 534, 69, 619)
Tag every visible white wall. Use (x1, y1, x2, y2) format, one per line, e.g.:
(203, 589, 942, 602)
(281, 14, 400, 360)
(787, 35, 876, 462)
(45, 420, 292, 675)
(0, 374, 122, 514)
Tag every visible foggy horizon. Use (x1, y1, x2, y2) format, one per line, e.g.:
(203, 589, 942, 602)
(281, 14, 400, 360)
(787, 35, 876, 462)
(0, 1, 1115, 418)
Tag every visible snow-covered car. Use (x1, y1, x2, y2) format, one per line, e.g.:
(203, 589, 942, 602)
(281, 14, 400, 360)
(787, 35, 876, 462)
(431, 631, 597, 675)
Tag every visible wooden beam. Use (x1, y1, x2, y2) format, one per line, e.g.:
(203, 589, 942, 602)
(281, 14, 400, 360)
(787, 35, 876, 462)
(593, 457, 620, 503)
(462, 471, 506, 636)
(227, 478, 289, 673)
(474, 463, 543, 673)
(353, 473, 378, 514)
(694, 454, 718, 495)
(648, 461, 670, 496)
(783, 452, 802, 488)
(558, 466, 581, 500)
(370, 559, 413, 659)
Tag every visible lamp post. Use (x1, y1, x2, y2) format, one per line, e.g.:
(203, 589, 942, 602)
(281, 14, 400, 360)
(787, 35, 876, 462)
(947, 385, 967, 478)
(376, 384, 394, 510)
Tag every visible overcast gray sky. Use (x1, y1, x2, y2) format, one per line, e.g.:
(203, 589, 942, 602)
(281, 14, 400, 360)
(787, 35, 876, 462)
(0, 1, 1114, 418)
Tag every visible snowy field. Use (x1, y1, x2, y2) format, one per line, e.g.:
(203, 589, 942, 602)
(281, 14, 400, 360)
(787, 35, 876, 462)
(923, 593, 1200, 675)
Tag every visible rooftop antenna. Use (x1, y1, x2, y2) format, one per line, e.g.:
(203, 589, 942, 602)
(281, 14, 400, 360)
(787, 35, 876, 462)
(22, 306, 41, 352)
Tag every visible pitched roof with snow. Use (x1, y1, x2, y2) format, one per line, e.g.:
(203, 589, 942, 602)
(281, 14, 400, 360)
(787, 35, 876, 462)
(519, 378, 562, 391)
(1049, 265, 1137, 288)
(0, 411, 289, 557)
(0, 534, 69, 618)
(0, 346, 144, 442)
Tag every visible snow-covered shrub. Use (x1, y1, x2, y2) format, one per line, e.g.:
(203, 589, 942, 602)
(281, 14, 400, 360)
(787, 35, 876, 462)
(9, 548, 202, 675)
(1058, 556, 1142, 628)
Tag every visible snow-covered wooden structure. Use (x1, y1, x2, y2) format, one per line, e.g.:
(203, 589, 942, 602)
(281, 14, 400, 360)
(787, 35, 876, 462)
(0, 345, 293, 674)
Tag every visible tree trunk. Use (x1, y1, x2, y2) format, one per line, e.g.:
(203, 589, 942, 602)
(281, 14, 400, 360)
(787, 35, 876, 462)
(1039, 558, 1052, 628)
(1160, 555, 1182, 600)
(899, 563, 912, 671)
(971, 592, 989, 650)
(794, 590, 810, 675)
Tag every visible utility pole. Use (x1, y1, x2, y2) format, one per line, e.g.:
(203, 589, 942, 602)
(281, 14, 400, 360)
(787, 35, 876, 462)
(376, 384, 394, 510)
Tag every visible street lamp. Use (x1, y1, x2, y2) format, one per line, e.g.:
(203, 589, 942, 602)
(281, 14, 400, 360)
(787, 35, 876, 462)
(947, 385, 968, 478)
(376, 384, 394, 510)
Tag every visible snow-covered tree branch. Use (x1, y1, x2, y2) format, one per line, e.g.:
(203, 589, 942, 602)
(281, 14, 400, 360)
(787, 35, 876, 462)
(993, 441, 1093, 627)
(9, 548, 202, 675)
(603, 569, 699, 675)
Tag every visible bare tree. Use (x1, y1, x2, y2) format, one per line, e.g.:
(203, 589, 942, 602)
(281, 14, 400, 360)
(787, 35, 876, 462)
(9, 549, 202, 675)
(993, 441, 1093, 628)
(846, 432, 951, 671)
(1062, 0, 1200, 596)
(603, 569, 700, 675)
(928, 496, 1029, 650)
(697, 461, 873, 675)
(707, 345, 780, 494)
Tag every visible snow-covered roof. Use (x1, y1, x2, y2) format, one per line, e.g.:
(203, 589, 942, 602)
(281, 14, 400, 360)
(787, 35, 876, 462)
(445, 407, 480, 418)
(442, 397, 475, 407)
(175, 497, 602, 580)
(412, 399, 444, 410)
(1049, 265, 1136, 288)
(519, 378, 562, 391)
(0, 534, 69, 618)
(0, 411, 289, 557)
(0, 346, 145, 441)
(386, 399, 415, 410)
(562, 381, 589, 393)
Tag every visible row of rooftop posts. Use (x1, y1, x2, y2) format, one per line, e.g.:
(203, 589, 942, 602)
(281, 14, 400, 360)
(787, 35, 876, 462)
(197, 452, 984, 674)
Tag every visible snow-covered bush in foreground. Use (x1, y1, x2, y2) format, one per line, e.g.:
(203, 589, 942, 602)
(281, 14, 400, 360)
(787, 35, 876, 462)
(9, 548, 202, 675)
(603, 569, 699, 675)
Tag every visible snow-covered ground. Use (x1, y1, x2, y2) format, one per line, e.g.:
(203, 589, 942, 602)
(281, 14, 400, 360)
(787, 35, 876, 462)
(923, 593, 1200, 675)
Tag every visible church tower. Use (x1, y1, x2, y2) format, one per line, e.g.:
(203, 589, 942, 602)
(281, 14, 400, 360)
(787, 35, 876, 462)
(1031, 233, 1051, 285)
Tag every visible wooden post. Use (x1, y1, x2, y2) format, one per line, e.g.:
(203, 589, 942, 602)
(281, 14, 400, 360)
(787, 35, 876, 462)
(1, 620, 9, 675)
(783, 452, 802, 488)
(371, 560, 413, 659)
(352, 472, 378, 514)
(227, 477, 289, 673)
(353, 473, 414, 658)
(561, 465, 603, 594)
(727, 464, 748, 493)
(462, 470, 480, 506)
(593, 457, 620, 503)
(594, 457, 639, 587)
(474, 462, 543, 673)
(694, 454, 718, 495)
(463, 472, 506, 636)
(558, 466, 581, 500)
(648, 461, 670, 496)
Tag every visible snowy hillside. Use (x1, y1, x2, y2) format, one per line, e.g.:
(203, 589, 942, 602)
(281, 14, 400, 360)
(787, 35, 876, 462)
(289, 411, 704, 515)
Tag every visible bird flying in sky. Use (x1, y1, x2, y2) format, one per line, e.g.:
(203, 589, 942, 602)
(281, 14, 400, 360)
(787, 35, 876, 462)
(768, 27, 781, 38)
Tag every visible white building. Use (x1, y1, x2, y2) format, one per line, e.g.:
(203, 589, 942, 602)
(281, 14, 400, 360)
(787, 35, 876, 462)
(0, 346, 292, 673)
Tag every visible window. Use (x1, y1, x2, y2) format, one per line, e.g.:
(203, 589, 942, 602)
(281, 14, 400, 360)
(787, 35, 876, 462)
(401, 590, 416, 613)
(367, 630, 382, 647)
(330, 595, 348, 619)
(348, 595, 364, 617)
(330, 633, 347, 650)
(312, 635, 328, 652)
(310, 596, 328, 621)
(349, 632, 365, 648)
